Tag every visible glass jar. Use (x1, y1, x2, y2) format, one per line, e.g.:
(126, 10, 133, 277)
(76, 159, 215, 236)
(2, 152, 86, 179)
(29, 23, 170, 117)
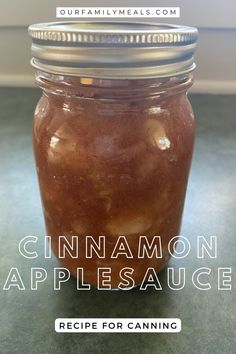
(29, 22, 198, 289)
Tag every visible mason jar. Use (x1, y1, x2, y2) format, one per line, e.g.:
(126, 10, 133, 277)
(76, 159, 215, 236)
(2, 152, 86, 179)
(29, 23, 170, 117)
(29, 22, 198, 289)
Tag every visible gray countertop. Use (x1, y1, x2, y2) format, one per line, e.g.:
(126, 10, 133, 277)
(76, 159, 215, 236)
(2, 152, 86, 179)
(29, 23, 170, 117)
(0, 89, 236, 354)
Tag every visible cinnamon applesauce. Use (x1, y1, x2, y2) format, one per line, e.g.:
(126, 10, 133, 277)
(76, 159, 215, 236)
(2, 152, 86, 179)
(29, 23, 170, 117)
(29, 21, 198, 288)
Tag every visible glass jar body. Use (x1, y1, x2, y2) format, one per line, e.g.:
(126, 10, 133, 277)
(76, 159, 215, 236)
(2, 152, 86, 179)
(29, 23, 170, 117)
(33, 72, 195, 289)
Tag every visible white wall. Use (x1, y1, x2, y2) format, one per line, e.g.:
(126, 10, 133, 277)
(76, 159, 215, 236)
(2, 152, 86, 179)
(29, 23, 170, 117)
(1, 0, 236, 93)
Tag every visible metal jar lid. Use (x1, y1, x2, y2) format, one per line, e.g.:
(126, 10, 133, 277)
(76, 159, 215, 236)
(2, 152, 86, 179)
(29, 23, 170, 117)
(28, 21, 198, 79)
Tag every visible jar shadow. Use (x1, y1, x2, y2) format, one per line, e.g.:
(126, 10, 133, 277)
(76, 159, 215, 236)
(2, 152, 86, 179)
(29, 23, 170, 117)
(54, 266, 173, 319)
(50, 266, 179, 354)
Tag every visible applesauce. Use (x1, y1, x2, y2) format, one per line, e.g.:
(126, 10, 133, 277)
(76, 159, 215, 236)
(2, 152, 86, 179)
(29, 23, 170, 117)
(29, 21, 198, 288)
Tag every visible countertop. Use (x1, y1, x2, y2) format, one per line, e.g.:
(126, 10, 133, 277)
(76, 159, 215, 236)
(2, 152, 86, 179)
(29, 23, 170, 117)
(0, 88, 236, 354)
